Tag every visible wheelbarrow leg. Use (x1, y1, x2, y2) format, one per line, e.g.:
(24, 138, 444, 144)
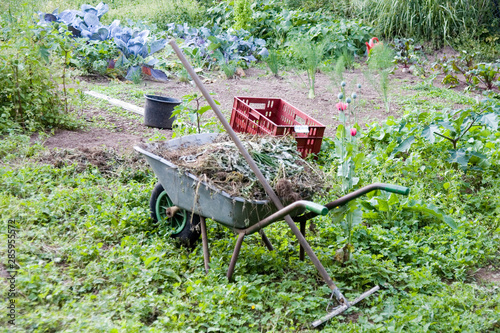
(259, 230, 274, 251)
(227, 232, 245, 281)
(299, 220, 306, 261)
(200, 216, 210, 274)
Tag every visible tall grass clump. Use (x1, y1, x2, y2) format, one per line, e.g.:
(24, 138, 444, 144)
(363, 0, 482, 48)
(284, 0, 358, 17)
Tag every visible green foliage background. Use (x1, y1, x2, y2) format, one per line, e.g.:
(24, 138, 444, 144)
(0, 4, 79, 132)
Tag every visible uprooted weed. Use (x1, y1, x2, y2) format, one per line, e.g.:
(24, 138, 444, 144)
(144, 134, 328, 201)
(38, 147, 150, 179)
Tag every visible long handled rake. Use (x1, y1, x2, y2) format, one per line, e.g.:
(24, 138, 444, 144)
(168, 39, 409, 327)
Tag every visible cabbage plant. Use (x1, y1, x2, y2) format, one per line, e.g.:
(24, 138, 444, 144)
(167, 23, 267, 68)
(37, 2, 168, 81)
(113, 26, 168, 81)
(38, 3, 112, 40)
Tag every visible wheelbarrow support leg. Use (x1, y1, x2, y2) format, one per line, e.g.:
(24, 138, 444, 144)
(200, 216, 210, 274)
(299, 220, 306, 261)
(259, 230, 274, 251)
(227, 232, 245, 281)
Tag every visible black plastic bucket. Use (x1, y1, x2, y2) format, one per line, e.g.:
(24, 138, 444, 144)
(144, 95, 182, 129)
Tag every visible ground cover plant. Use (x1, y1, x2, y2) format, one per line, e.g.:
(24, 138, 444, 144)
(1, 0, 500, 331)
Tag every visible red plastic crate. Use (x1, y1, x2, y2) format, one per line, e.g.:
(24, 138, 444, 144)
(230, 97, 326, 158)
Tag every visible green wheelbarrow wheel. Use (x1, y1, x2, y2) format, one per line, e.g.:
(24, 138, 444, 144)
(149, 182, 201, 247)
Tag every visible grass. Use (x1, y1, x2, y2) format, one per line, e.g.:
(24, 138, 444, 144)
(393, 83, 476, 114)
(361, 0, 483, 48)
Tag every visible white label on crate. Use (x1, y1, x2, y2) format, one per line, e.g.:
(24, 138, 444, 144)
(294, 125, 309, 133)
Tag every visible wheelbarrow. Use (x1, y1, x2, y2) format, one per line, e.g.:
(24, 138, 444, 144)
(134, 133, 410, 327)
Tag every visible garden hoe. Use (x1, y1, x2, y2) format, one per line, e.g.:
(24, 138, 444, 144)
(168, 39, 398, 327)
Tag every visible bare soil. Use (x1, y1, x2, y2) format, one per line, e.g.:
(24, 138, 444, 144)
(38, 66, 416, 152)
(37, 62, 481, 154)
(474, 266, 500, 285)
(43, 128, 143, 151)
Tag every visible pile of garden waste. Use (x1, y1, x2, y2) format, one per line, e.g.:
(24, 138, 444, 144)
(145, 134, 328, 201)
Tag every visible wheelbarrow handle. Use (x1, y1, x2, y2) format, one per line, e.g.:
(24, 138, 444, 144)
(324, 182, 410, 210)
(381, 184, 410, 196)
(296, 183, 410, 222)
(239, 200, 328, 235)
(304, 201, 329, 216)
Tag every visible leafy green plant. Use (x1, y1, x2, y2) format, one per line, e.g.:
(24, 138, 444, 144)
(47, 22, 83, 114)
(73, 39, 120, 75)
(171, 93, 222, 137)
(233, 0, 253, 30)
(470, 62, 500, 90)
(0, 6, 78, 132)
(390, 38, 423, 69)
(361, 192, 457, 230)
(419, 103, 499, 170)
(432, 51, 477, 88)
